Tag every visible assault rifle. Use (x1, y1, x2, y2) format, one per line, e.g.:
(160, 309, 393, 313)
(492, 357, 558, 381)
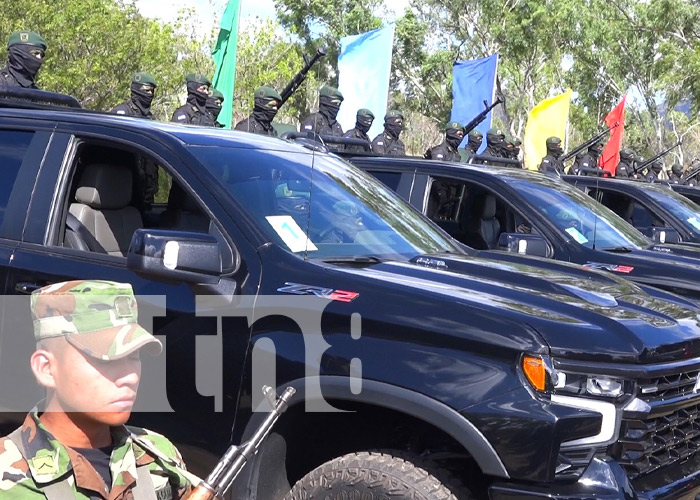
(279, 48, 327, 106)
(463, 98, 504, 135)
(632, 141, 682, 175)
(184, 386, 296, 500)
(561, 123, 619, 163)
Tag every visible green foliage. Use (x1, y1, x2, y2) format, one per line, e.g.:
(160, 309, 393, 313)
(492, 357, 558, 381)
(0, 0, 214, 119)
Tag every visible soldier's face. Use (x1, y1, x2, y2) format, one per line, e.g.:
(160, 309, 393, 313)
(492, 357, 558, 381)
(37, 340, 142, 426)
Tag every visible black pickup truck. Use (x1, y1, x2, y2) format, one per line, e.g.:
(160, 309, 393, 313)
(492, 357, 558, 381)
(353, 157, 700, 302)
(565, 176, 700, 246)
(3, 91, 700, 500)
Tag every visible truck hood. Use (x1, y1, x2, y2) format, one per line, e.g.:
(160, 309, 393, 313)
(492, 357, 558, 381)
(329, 252, 700, 363)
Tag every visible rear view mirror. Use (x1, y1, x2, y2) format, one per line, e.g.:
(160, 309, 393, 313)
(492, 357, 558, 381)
(650, 227, 680, 244)
(498, 233, 549, 258)
(127, 229, 222, 284)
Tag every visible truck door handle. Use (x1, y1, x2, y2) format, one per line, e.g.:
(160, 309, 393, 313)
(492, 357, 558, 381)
(15, 282, 41, 294)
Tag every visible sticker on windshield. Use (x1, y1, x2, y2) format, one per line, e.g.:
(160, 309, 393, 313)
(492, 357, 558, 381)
(565, 227, 589, 244)
(688, 217, 700, 231)
(267, 216, 318, 253)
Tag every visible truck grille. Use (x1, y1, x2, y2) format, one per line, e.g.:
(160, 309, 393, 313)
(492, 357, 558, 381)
(615, 368, 700, 479)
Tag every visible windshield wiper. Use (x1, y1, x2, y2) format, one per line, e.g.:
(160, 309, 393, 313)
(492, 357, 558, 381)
(601, 246, 634, 253)
(320, 256, 385, 265)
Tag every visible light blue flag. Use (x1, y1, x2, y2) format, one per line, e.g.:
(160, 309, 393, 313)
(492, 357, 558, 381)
(338, 25, 396, 139)
(451, 54, 499, 151)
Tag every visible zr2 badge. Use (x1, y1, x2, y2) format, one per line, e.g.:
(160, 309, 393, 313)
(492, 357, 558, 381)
(277, 283, 359, 303)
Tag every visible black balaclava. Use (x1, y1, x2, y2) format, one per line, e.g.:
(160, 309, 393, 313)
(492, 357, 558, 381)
(252, 97, 279, 127)
(186, 81, 209, 113)
(130, 82, 154, 116)
(651, 161, 663, 174)
(206, 98, 223, 121)
(385, 117, 403, 139)
(467, 134, 483, 151)
(8, 44, 43, 88)
(672, 163, 683, 177)
(356, 114, 373, 135)
(446, 127, 464, 150)
(319, 95, 341, 124)
(589, 143, 604, 160)
(546, 140, 563, 159)
(486, 133, 505, 154)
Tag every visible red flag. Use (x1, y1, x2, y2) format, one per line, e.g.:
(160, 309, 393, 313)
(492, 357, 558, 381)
(600, 96, 626, 175)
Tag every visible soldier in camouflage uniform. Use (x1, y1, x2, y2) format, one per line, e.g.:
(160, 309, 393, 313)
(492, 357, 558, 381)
(0, 280, 197, 500)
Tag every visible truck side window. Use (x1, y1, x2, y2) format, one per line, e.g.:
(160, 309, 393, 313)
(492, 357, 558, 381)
(0, 130, 34, 229)
(370, 171, 402, 191)
(61, 143, 212, 256)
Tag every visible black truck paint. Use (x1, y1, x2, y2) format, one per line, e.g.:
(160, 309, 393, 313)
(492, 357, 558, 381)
(0, 101, 699, 499)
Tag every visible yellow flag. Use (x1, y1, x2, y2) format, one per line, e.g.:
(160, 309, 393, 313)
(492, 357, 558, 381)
(523, 90, 573, 171)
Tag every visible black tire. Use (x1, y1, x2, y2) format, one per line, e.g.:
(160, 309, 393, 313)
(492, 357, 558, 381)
(284, 451, 473, 500)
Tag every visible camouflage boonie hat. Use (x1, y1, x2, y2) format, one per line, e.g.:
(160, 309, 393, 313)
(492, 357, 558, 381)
(132, 72, 157, 87)
(255, 86, 281, 100)
(8, 31, 47, 50)
(31, 280, 162, 361)
(186, 73, 211, 86)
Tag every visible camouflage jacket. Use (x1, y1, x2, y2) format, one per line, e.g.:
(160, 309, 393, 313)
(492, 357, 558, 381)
(0, 412, 194, 500)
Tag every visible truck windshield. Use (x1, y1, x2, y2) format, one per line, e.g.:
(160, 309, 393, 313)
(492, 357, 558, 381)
(509, 178, 650, 250)
(191, 146, 461, 260)
(645, 187, 700, 236)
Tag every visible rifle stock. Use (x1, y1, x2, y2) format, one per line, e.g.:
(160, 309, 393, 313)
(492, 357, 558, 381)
(183, 386, 296, 500)
(463, 98, 503, 135)
(279, 48, 327, 106)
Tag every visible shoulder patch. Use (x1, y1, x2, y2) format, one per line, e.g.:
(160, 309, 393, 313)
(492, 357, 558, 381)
(543, 159, 550, 163)
(436, 154, 444, 159)
(304, 125, 313, 130)
(176, 115, 187, 121)
(377, 142, 384, 146)
(116, 110, 126, 115)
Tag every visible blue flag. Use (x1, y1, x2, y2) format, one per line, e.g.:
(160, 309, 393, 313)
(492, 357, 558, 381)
(338, 25, 395, 139)
(451, 54, 499, 151)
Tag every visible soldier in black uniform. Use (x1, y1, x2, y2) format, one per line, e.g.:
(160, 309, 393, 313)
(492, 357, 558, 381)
(207, 89, 225, 128)
(111, 72, 157, 119)
(111, 72, 159, 209)
(371, 110, 406, 157)
(0, 30, 48, 89)
(483, 127, 506, 158)
(425, 121, 464, 162)
(343, 109, 374, 153)
(647, 161, 663, 182)
(573, 142, 604, 176)
(234, 86, 282, 136)
(171, 73, 215, 126)
(539, 137, 565, 175)
(463, 130, 483, 159)
(669, 163, 683, 184)
(615, 149, 634, 178)
(300, 86, 344, 139)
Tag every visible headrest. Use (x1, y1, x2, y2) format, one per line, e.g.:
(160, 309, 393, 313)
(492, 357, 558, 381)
(480, 194, 497, 220)
(75, 164, 133, 209)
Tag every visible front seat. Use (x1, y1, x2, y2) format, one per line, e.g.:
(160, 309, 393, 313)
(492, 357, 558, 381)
(466, 193, 501, 249)
(69, 163, 143, 256)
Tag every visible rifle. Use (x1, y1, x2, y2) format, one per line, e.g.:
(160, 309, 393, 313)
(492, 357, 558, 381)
(185, 386, 296, 500)
(560, 123, 619, 163)
(463, 98, 503, 135)
(632, 141, 682, 174)
(279, 48, 327, 106)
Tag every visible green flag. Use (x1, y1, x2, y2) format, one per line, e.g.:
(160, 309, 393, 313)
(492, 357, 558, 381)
(212, 0, 241, 129)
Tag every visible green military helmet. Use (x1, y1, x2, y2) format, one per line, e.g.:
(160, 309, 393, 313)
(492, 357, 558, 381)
(132, 72, 157, 88)
(320, 85, 344, 100)
(546, 136, 562, 147)
(30, 280, 162, 361)
(210, 89, 225, 102)
(445, 121, 463, 131)
(672, 162, 683, 175)
(357, 108, 375, 119)
(255, 86, 282, 101)
(468, 129, 483, 139)
(487, 127, 505, 138)
(8, 30, 47, 50)
(186, 73, 212, 86)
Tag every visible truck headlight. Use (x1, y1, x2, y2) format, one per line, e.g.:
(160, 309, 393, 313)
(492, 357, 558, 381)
(553, 371, 630, 400)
